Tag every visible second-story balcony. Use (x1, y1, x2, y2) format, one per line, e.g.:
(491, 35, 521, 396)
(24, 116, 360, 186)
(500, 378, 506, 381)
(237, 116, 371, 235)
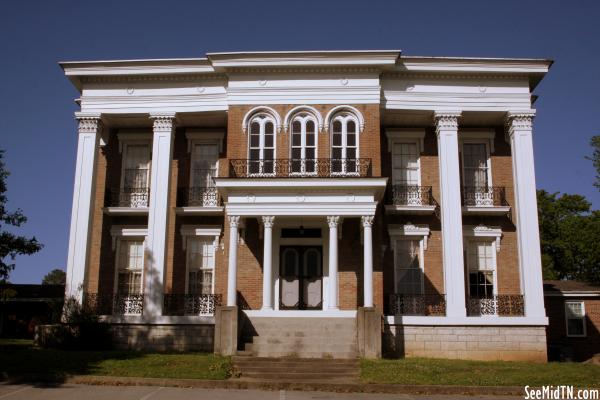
(385, 185, 438, 215)
(104, 186, 150, 215)
(175, 186, 223, 215)
(461, 186, 511, 215)
(229, 158, 372, 178)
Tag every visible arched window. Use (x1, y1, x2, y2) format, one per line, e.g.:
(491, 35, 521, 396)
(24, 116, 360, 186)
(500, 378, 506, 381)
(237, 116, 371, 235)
(290, 114, 317, 175)
(248, 114, 276, 176)
(331, 113, 359, 175)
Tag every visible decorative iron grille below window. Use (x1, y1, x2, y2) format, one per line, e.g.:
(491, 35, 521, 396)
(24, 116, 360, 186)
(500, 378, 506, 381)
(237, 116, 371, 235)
(105, 187, 150, 208)
(389, 185, 434, 206)
(83, 293, 144, 316)
(467, 295, 524, 316)
(229, 158, 372, 178)
(462, 186, 507, 207)
(178, 187, 220, 207)
(163, 294, 222, 316)
(388, 294, 446, 316)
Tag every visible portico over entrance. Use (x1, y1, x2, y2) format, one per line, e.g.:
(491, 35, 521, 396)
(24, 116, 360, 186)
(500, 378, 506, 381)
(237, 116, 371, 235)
(214, 177, 387, 315)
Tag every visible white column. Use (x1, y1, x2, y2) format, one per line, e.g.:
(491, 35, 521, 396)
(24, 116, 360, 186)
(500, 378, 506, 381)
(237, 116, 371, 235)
(227, 215, 240, 307)
(65, 112, 101, 303)
(261, 216, 275, 310)
(327, 216, 340, 310)
(506, 111, 546, 318)
(434, 111, 467, 318)
(362, 216, 374, 308)
(143, 113, 175, 317)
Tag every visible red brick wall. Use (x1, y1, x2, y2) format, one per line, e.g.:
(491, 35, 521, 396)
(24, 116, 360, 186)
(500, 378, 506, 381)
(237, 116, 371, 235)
(545, 296, 600, 361)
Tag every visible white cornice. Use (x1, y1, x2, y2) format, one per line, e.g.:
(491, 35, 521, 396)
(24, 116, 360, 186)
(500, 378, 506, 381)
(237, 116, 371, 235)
(207, 50, 401, 71)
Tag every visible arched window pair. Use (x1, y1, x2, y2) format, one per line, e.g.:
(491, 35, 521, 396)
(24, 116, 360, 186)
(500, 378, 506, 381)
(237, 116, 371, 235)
(244, 106, 362, 176)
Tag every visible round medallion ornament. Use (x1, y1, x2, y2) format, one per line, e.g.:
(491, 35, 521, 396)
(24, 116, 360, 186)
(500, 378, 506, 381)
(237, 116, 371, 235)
(340, 78, 349, 86)
(196, 86, 205, 93)
(126, 87, 135, 95)
(259, 80, 267, 86)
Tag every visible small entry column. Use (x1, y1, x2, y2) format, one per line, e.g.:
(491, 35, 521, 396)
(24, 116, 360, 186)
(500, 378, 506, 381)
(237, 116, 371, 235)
(327, 216, 340, 310)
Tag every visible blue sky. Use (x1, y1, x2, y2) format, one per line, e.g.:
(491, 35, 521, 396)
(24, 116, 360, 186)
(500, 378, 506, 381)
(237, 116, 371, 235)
(1, 0, 599, 283)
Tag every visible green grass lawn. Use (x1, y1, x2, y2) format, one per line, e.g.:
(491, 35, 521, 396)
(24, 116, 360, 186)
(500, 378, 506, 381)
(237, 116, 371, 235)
(0, 339, 231, 380)
(361, 358, 600, 387)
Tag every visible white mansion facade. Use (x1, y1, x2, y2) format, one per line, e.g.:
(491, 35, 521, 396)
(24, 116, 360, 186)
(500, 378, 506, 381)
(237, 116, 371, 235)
(62, 50, 550, 360)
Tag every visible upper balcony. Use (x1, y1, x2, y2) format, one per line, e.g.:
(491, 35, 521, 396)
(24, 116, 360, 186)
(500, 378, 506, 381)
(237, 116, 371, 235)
(461, 186, 511, 216)
(385, 185, 438, 215)
(175, 186, 224, 215)
(229, 158, 372, 178)
(104, 186, 150, 216)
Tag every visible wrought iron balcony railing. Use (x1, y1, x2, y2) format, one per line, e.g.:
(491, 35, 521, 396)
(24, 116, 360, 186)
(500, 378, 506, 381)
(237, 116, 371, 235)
(229, 158, 372, 178)
(105, 187, 150, 208)
(467, 295, 524, 316)
(389, 185, 435, 206)
(388, 294, 446, 316)
(163, 293, 222, 316)
(83, 293, 144, 316)
(462, 186, 508, 207)
(177, 187, 220, 207)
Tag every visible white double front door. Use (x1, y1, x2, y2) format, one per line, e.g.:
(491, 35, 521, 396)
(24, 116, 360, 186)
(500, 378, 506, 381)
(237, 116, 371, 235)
(279, 246, 323, 310)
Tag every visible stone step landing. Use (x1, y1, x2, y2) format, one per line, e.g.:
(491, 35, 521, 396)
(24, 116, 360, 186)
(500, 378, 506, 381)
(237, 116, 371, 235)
(241, 317, 358, 359)
(232, 356, 360, 382)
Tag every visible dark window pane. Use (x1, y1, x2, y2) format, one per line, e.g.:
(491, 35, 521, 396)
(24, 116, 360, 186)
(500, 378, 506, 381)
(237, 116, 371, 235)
(306, 132, 315, 146)
(265, 134, 274, 147)
(333, 120, 342, 134)
(250, 121, 260, 135)
(264, 149, 274, 160)
(333, 133, 342, 147)
(249, 149, 260, 160)
(265, 122, 274, 134)
(347, 133, 356, 146)
(292, 132, 301, 147)
(250, 134, 260, 147)
(292, 120, 301, 134)
(347, 120, 356, 133)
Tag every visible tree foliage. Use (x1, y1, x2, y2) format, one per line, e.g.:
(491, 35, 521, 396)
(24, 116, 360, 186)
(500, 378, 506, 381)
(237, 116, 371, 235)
(42, 268, 66, 285)
(0, 149, 43, 281)
(588, 135, 600, 190)
(537, 190, 600, 283)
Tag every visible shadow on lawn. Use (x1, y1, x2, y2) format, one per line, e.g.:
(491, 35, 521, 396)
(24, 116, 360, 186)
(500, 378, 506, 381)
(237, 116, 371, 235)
(0, 339, 147, 386)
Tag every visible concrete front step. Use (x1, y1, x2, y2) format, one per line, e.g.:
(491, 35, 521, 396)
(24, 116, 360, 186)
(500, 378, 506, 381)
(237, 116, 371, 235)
(246, 343, 357, 354)
(232, 356, 360, 381)
(232, 356, 359, 365)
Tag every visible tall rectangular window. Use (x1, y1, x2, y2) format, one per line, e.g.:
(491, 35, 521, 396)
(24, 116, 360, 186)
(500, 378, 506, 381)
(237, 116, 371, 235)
(463, 143, 489, 188)
(392, 142, 419, 186)
(116, 239, 144, 295)
(121, 144, 150, 207)
(187, 237, 216, 295)
(394, 239, 422, 295)
(467, 241, 495, 298)
(190, 143, 218, 188)
(565, 301, 586, 337)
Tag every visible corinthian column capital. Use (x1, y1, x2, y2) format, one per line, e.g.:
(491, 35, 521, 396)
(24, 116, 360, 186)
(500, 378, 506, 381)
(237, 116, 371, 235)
(75, 112, 102, 134)
(149, 112, 176, 131)
(505, 110, 536, 138)
(434, 111, 461, 135)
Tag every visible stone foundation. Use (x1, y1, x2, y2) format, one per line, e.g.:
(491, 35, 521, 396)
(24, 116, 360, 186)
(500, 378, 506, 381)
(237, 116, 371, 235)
(110, 324, 214, 352)
(383, 324, 547, 362)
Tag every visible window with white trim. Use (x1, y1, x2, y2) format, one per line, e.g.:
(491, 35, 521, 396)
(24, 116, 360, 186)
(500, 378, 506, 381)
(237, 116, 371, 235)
(291, 115, 317, 174)
(116, 239, 144, 295)
(392, 142, 420, 186)
(565, 301, 586, 337)
(121, 143, 151, 207)
(186, 237, 216, 295)
(393, 239, 423, 295)
(467, 241, 496, 298)
(248, 115, 275, 175)
(462, 143, 490, 189)
(331, 114, 358, 175)
(190, 143, 219, 189)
